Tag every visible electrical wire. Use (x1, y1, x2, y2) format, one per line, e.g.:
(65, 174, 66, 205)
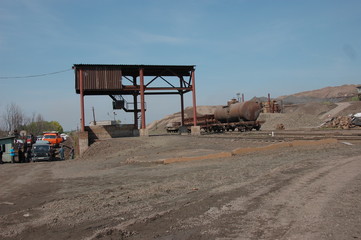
(0, 68, 72, 79)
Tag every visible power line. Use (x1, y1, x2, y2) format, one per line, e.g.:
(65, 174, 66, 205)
(0, 68, 72, 79)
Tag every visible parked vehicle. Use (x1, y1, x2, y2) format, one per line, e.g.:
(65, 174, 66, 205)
(42, 131, 63, 147)
(31, 142, 55, 162)
(36, 135, 43, 141)
(166, 122, 181, 133)
(26, 135, 36, 146)
(60, 133, 68, 141)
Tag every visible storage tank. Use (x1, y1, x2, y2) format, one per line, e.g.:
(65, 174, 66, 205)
(214, 101, 262, 123)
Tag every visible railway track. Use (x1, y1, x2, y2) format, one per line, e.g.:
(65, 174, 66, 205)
(199, 129, 361, 142)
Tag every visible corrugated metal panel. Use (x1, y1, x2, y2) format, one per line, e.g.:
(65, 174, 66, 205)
(76, 66, 122, 91)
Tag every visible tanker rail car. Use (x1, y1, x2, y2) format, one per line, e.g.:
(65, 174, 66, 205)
(167, 100, 263, 133)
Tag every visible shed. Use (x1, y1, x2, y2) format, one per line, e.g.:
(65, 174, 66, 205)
(0, 136, 15, 163)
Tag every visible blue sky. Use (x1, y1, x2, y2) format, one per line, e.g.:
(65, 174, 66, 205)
(0, 0, 360, 131)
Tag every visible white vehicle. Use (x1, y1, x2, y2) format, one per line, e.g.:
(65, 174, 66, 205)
(60, 133, 68, 141)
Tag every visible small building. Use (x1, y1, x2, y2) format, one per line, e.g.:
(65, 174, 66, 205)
(0, 136, 16, 163)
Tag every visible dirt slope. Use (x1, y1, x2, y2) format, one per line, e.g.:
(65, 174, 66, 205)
(148, 105, 218, 133)
(288, 84, 358, 99)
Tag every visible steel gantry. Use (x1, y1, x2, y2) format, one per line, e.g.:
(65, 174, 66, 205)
(73, 64, 197, 133)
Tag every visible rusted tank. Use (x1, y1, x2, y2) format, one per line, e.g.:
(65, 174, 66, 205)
(214, 101, 262, 123)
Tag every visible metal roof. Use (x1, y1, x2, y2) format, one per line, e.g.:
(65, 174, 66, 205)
(0, 136, 16, 141)
(73, 64, 195, 77)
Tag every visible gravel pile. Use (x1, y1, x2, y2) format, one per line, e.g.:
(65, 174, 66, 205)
(259, 112, 324, 130)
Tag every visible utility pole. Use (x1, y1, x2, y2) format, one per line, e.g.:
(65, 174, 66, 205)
(92, 106, 96, 125)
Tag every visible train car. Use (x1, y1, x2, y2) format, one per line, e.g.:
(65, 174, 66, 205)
(167, 100, 262, 133)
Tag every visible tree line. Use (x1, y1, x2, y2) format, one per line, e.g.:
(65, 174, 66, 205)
(0, 103, 63, 138)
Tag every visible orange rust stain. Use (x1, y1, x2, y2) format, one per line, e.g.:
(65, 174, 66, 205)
(231, 142, 292, 155)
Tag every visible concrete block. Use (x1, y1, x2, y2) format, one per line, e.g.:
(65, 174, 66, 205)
(78, 131, 89, 156)
(85, 124, 137, 142)
(139, 128, 149, 137)
(191, 126, 201, 135)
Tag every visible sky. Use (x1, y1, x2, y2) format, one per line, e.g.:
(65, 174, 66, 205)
(0, 0, 360, 131)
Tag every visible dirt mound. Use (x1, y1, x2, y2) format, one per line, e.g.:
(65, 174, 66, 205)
(292, 84, 358, 99)
(80, 138, 144, 161)
(278, 84, 358, 104)
(258, 112, 324, 130)
(259, 101, 361, 130)
(336, 101, 361, 116)
(148, 105, 217, 134)
(284, 102, 337, 116)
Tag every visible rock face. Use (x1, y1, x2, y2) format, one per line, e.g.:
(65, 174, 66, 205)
(148, 84, 361, 132)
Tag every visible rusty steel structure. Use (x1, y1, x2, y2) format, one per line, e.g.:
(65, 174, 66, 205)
(73, 64, 197, 132)
(214, 101, 262, 123)
(167, 100, 263, 133)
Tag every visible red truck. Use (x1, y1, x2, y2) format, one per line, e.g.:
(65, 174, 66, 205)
(26, 135, 36, 146)
(42, 131, 63, 147)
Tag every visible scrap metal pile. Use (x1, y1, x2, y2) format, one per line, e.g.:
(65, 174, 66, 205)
(322, 113, 361, 129)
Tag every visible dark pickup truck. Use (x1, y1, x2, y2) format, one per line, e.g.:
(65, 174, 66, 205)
(31, 141, 55, 162)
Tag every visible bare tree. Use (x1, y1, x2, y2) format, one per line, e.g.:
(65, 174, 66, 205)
(1, 103, 26, 132)
(25, 113, 46, 135)
(0, 104, 63, 136)
(28, 112, 44, 124)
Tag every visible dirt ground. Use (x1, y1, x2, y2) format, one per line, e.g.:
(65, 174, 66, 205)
(1, 133, 361, 240)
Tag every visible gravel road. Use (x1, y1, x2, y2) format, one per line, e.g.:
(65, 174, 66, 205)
(0, 134, 360, 240)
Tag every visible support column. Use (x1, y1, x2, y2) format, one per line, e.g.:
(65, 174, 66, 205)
(133, 76, 138, 129)
(191, 70, 197, 126)
(180, 93, 185, 126)
(140, 68, 146, 129)
(139, 68, 148, 136)
(79, 69, 85, 132)
(133, 94, 138, 129)
(179, 76, 185, 126)
(191, 69, 200, 135)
